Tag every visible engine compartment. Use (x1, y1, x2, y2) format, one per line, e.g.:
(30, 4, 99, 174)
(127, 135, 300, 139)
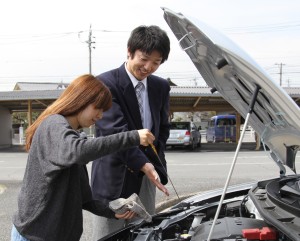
(101, 178, 300, 241)
(139, 198, 281, 241)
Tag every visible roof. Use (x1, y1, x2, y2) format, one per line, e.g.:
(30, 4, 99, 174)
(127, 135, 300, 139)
(283, 87, 300, 97)
(170, 86, 222, 96)
(0, 90, 62, 100)
(13, 82, 69, 91)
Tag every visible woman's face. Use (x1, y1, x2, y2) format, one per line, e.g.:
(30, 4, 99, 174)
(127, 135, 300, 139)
(77, 104, 103, 128)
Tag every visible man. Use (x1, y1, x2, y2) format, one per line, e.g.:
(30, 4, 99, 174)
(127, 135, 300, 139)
(91, 25, 171, 239)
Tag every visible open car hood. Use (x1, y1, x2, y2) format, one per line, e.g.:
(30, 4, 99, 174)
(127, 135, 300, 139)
(163, 7, 300, 175)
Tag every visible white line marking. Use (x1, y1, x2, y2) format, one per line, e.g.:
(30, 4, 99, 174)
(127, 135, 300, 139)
(168, 162, 274, 166)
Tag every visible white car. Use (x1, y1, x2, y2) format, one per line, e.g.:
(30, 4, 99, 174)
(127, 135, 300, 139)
(100, 8, 300, 241)
(166, 121, 201, 150)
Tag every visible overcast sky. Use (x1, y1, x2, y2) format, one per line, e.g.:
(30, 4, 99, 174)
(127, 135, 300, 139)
(1, 0, 300, 91)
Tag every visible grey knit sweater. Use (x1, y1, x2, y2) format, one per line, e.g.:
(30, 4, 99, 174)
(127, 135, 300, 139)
(13, 114, 140, 241)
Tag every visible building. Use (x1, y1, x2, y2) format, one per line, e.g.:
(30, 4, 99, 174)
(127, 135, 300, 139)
(1, 82, 300, 148)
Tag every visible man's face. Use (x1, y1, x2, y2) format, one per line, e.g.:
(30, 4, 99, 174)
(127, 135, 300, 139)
(126, 49, 162, 80)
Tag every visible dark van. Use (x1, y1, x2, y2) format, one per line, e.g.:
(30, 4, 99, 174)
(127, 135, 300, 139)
(206, 115, 236, 143)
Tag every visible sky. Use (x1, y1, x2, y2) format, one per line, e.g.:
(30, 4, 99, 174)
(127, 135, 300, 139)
(1, 0, 300, 91)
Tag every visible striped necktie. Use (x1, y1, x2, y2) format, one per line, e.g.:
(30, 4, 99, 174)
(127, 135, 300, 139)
(135, 82, 145, 125)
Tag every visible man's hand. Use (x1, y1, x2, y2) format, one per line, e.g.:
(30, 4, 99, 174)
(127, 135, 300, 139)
(137, 129, 155, 146)
(141, 163, 169, 196)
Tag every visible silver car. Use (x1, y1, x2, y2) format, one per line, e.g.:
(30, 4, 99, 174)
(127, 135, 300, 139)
(166, 121, 201, 150)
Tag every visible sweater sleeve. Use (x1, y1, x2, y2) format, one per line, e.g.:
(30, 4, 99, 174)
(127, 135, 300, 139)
(82, 200, 115, 218)
(32, 115, 140, 176)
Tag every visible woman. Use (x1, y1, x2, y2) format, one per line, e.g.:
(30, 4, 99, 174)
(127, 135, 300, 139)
(11, 74, 154, 241)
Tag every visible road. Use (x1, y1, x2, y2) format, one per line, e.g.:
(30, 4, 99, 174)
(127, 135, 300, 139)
(2, 142, 296, 241)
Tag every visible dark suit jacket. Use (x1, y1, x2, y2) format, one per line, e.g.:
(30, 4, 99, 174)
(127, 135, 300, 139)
(91, 63, 170, 200)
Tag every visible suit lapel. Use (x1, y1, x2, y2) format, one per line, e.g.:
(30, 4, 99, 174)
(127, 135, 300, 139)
(147, 76, 157, 133)
(118, 65, 143, 129)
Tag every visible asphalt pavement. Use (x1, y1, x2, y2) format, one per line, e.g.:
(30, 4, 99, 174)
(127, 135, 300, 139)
(0, 133, 259, 241)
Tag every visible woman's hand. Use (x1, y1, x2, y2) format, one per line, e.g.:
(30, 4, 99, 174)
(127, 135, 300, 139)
(138, 129, 155, 146)
(115, 210, 135, 219)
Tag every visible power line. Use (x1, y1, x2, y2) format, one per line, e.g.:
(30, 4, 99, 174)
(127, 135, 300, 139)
(0, 32, 78, 45)
(223, 21, 300, 34)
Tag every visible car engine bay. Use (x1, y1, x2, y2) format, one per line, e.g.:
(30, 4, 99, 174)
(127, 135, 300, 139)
(102, 176, 300, 241)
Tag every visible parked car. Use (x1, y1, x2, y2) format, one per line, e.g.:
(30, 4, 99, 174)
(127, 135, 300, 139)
(206, 115, 236, 143)
(166, 121, 201, 150)
(100, 8, 300, 241)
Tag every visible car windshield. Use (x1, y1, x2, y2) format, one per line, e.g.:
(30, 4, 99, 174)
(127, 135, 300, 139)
(216, 118, 236, 126)
(171, 123, 189, 130)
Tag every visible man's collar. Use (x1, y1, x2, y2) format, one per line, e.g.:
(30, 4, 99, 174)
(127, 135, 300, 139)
(125, 62, 147, 88)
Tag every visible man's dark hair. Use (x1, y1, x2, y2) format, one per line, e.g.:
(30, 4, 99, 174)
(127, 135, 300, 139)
(127, 25, 170, 64)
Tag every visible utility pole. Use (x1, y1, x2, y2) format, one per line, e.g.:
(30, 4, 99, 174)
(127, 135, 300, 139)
(87, 25, 95, 74)
(78, 26, 96, 137)
(193, 78, 198, 86)
(78, 25, 95, 74)
(275, 63, 285, 86)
